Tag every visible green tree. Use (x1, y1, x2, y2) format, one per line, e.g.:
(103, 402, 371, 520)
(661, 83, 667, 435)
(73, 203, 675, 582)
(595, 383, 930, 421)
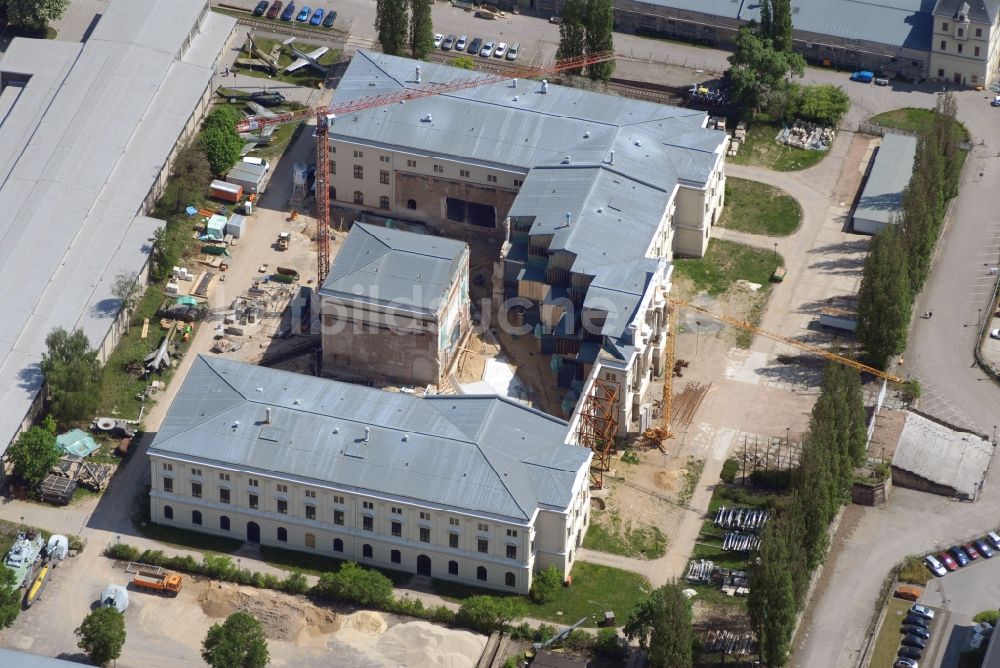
(163, 142, 213, 213)
(768, 0, 793, 52)
(758, 0, 772, 41)
(788, 84, 850, 126)
(111, 271, 143, 333)
(842, 368, 868, 466)
(747, 518, 797, 666)
(7, 426, 60, 486)
(201, 106, 243, 133)
(6, 0, 68, 30)
(311, 562, 394, 607)
(375, 0, 410, 56)
(40, 327, 101, 425)
(200, 126, 242, 176)
(556, 0, 587, 72)
(75, 607, 126, 666)
(202, 611, 269, 668)
(727, 27, 804, 116)
(856, 225, 912, 369)
(455, 596, 524, 634)
(584, 0, 615, 80)
(409, 0, 434, 59)
(623, 583, 694, 668)
(529, 565, 563, 604)
(149, 226, 177, 283)
(0, 567, 21, 629)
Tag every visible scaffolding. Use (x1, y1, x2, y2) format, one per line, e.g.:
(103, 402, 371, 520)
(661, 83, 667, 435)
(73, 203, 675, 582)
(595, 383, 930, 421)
(577, 378, 620, 488)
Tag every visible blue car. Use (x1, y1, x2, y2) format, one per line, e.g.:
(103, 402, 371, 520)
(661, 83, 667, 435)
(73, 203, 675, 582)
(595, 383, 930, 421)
(280, 2, 295, 20)
(310, 8, 324, 25)
(296, 5, 311, 21)
(948, 545, 970, 567)
(850, 70, 874, 83)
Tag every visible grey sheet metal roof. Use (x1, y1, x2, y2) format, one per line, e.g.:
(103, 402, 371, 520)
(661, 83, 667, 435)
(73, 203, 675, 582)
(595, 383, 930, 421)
(738, 0, 935, 50)
(0, 0, 235, 456)
(149, 356, 590, 520)
(319, 223, 468, 314)
(932, 0, 1000, 24)
(854, 134, 917, 227)
(0, 649, 84, 667)
(892, 411, 991, 499)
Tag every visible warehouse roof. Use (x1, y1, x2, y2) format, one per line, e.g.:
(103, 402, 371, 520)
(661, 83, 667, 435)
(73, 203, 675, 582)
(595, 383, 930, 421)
(319, 223, 468, 315)
(853, 134, 917, 227)
(891, 411, 992, 499)
(149, 356, 590, 521)
(0, 0, 235, 457)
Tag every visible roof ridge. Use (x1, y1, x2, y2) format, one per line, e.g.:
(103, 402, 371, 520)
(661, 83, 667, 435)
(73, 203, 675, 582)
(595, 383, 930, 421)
(469, 400, 532, 520)
(154, 356, 249, 442)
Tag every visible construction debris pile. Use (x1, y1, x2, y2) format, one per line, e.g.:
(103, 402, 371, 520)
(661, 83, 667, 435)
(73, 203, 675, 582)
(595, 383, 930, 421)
(701, 630, 757, 657)
(686, 559, 750, 596)
(728, 121, 746, 157)
(776, 120, 835, 150)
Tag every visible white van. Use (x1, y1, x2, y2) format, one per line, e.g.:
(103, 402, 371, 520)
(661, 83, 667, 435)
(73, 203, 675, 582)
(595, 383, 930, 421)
(242, 156, 270, 172)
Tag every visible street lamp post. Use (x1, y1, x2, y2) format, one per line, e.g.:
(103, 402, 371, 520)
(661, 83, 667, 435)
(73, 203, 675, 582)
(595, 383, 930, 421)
(773, 242, 778, 259)
(695, 320, 701, 357)
(979, 308, 983, 327)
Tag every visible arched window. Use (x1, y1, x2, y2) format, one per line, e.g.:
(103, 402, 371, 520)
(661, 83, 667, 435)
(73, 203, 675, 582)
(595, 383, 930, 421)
(277, 527, 288, 542)
(505, 572, 516, 587)
(391, 549, 401, 564)
(477, 566, 487, 581)
(192, 510, 202, 526)
(333, 538, 343, 553)
(305, 533, 316, 548)
(406, 199, 416, 210)
(163, 505, 173, 520)
(220, 515, 230, 531)
(448, 560, 458, 576)
(363, 543, 373, 559)
(354, 191, 364, 205)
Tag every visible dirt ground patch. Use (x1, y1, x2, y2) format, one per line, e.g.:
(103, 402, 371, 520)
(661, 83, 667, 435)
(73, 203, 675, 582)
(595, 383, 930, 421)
(198, 581, 339, 641)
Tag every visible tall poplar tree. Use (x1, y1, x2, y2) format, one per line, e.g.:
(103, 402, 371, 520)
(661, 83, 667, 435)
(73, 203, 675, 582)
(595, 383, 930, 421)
(584, 0, 615, 80)
(375, 0, 409, 56)
(409, 0, 434, 59)
(856, 225, 912, 369)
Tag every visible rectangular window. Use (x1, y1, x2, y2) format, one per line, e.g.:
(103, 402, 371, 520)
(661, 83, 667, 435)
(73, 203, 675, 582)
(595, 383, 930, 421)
(353, 165, 363, 179)
(420, 512, 431, 520)
(191, 482, 202, 498)
(941, 40, 947, 50)
(975, 46, 981, 57)
(305, 505, 316, 520)
(958, 43, 963, 54)
(248, 478, 258, 487)
(330, 145, 336, 154)
(191, 468, 202, 476)
(487, 174, 497, 183)
(163, 477, 173, 493)
(449, 533, 459, 548)
(976, 28, 982, 37)
(514, 179, 523, 187)
(353, 150, 363, 158)
(162, 462, 173, 471)
(379, 170, 389, 184)
(380, 155, 390, 163)
(220, 488, 230, 504)
(459, 169, 470, 177)
(392, 521, 402, 536)
(407, 159, 416, 167)
(449, 517, 459, 526)
(478, 539, 489, 554)
(942, 22, 948, 31)
(433, 164, 443, 173)
(249, 493, 258, 510)
(277, 499, 287, 515)
(218, 473, 229, 481)
(334, 510, 345, 525)
(333, 495, 345, 504)
(363, 501, 374, 510)
(330, 161, 336, 175)
(276, 484, 288, 493)
(305, 490, 316, 499)
(958, 27, 964, 37)
(363, 516, 374, 531)
(379, 196, 390, 210)
(506, 529, 518, 537)
(506, 544, 517, 559)
(477, 523, 489, 532)
(391, 507, 403, 515)
(420, 527, 431, 543)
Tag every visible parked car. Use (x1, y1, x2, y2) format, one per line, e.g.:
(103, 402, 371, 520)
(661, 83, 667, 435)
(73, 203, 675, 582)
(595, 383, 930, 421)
(309, 8, 324, 25)
(480, 41, 495, 57)
(874, 76, 890, 86)
(296, 5, 311, 21)
(903, 614, 930, 629)
(992, 95, 1000, 107)
(850, 70, 874, 83)
(948, 545, 970, 567)
(975, 539, 995, 558)
(902, 625, 931, 639)
(280, 2, 296, 20)
(910, 604, 936, 621)
(549, 15, 562, 23)
(322, 10, 336, 27)
(991, 328, 1000, 339)
(442, 33, 456, 50)
(433, 33, 444, 47)
(468, 37, 483, 54)
(253, 0, 270, 16)
(507, 42, 519, 60)
(937, 551, 958, 571)
(898, 646, 923, 661)
(901, 635, 927, 650)
(456, 35, 467, 50)
(494, 42, 508, 58)
(963, 543, 981, 560)
(895, 658, 919, 668)
(266, 0, 282, 18)
(924, 554, 947, 577)
(988, 531, 1000, 550)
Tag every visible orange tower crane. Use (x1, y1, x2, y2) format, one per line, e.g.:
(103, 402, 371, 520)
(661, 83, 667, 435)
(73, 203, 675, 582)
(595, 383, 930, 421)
(234, 51, 618, 285)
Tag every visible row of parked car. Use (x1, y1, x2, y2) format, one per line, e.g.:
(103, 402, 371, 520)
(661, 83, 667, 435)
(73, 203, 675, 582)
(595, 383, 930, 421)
(252, 0, 337, 28)
(894, 604, 936, 668)
(434, 33, 520, 61)
(923, 531, 1000, 576)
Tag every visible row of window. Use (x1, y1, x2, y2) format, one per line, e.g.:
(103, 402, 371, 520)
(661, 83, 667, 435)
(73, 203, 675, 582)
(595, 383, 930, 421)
(335, 155, 521, 188)
(941, 22, 983, 38)
(162, 506, 517, 587)
(939, 40, 980, 57)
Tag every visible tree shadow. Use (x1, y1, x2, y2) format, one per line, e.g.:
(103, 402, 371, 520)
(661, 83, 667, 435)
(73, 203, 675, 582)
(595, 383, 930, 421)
(808, 238, 870, 255)
(54, 653, 92, 665)
(16, 363, 43, 393)
(91, 298, 121, 319)
(807, 256, 865, 275)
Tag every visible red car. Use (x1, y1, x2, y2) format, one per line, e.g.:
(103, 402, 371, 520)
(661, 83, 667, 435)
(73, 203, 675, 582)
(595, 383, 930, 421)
(266, 0, 282, 18)
(963, 543, 981, 560)
(938, 551, 958, 571)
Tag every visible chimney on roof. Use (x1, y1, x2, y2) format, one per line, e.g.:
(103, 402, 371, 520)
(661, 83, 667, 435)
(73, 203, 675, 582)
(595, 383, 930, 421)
(609, 149, 615, 165)
(415, 65, 421, 83)
(265, 407, 272, 424)
(565, 212, 572, 227)
(511, 78, 518, 88)
(364, 427, 371, 442)
(541, 79, 548, 94)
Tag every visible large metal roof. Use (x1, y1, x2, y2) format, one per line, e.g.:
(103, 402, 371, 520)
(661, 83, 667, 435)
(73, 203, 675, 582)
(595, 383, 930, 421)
(0, 0, 235, 456)
(149, 356, 591, 521)
(0, 649, 83, 667)
(854, 134, 917, 227)
(319, 222, 468, 315)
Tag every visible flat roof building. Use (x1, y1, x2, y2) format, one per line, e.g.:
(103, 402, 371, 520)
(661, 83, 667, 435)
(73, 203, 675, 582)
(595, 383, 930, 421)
(147, 356, 592, 592)
(853, 134, 918, 235)
(0, 0, 235, 465)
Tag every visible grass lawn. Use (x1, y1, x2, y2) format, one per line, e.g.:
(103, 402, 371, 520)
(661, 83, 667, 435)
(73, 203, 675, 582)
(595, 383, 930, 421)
(717, 177, 802, 236)
(673, 239, 784, 296)
(870, 597, 912, 668)
(869, 107, 970, 141)
(231, 35, 338, 88)
(582, 511, 667, 559)
(729, 123, 828, 171)
(434, 562, 649, 626)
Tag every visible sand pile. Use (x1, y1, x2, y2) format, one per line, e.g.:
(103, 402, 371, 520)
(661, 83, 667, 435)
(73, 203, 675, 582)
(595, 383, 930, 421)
(653, 468, 680, 491)
(198, 583, 339, 641)
(333, 617, 486, 667)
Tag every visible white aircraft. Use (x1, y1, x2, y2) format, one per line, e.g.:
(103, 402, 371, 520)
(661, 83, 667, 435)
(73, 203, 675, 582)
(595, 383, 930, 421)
(282, 37, 329, 74)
